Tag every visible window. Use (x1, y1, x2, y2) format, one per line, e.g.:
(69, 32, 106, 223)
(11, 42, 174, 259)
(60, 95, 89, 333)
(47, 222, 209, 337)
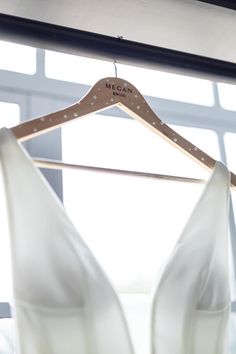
(218, 82, 236, 111)
(45, 50, 214, 106)
(62, 115, 220, 292)
(224, 132, 236, 173)
(45, 50, 114, 85)
(169, 124, 221, 168)
(62, 116, 220, 354)
(118, 63, 214, 105)
(0, 102, 20, 128)
(0, 40, 36, 74)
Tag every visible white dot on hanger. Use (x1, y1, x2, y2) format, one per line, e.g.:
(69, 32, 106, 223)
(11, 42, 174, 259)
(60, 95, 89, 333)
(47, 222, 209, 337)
(124, 83, 128, 87)
(194, 147, 198, 151)
(174, 138, 178, 142)
(152, 121, 156, 125)
(189, 148, 192, 151)
(40, 117, 45, 122)
(146, 110, 149, 113)
(64, 114, 68, 119)
(134, 94, 138, 98)
(137, 105, 140, 109)
(107, 79, 110, 82)
(110, 98, 114, 102)
(73, 113, 78, 117)
(90, 102, 94, 105)
(93, 95, 97, 99)
(201, 157, 205, 161)
(106, 102, 109, 105)
(160, 121, 164, 125)
(33, 128, 37, 132)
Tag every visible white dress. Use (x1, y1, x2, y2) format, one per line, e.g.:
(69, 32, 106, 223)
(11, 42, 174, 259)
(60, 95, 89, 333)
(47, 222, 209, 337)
(151, 156, 231, 354)
(0, 127, 232, 354)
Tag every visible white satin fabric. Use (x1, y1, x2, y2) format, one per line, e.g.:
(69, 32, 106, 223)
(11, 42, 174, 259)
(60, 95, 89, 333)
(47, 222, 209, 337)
(0, 127, 233, 354)
(151, 160, 231, 354)
(0, 127, 134, 354)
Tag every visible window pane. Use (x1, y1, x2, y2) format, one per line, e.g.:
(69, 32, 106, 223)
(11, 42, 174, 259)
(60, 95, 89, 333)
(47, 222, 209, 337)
(62, 115, 219, 179)
(170, 124, 220, 163)
(45, 50, 214, 106)
(62, 115, 220, 294)
(0, 40, 36, 74)
(0, 102, 20, 128)
(61, 116, 221, 354)
(218, 82, 236, 111)
(118, 64, 214, 105)
(45, 50, 114, 85)
(63, 167, 203, 294)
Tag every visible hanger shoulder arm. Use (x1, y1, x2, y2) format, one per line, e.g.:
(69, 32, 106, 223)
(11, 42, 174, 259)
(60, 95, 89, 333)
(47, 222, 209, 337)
(11, 78, 119, 142)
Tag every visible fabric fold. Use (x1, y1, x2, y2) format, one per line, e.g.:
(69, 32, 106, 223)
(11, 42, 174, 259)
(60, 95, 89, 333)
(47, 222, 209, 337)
(151, 162, 231, 354)
(0, 126, 233, 354)
(0, 127, 134, 354)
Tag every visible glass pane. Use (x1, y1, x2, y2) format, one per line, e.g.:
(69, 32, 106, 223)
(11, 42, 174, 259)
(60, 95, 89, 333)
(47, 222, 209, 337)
(62, 115, 220, 294)
(62, 116, 222, 353)
(63, 168, 203, 294)
(0, 40, 36, 74)
(45, 50, 214, 106)
(170, 124, 221, 163)
(118, 63, 214, 105)
(0, 102, 20, 128)
(45, 50, 114, 85)
(62, 114, 219, 179)
(218, 82, 236, 111)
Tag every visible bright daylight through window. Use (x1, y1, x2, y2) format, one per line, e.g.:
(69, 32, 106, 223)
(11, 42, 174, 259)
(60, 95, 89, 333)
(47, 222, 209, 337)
(45, 50, 214, 105)
(0, 40, 36, 74)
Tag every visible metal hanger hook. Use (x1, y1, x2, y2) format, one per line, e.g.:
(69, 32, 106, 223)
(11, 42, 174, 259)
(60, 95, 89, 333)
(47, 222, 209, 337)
(113, 60, 118, 78)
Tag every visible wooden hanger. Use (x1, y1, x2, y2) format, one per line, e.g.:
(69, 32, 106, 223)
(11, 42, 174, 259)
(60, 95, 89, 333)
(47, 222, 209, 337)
(10, 76, 236, 188)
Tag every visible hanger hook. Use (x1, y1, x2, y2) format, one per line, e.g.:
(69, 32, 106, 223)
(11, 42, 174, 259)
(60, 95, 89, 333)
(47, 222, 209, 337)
(113, 60, 118, 78)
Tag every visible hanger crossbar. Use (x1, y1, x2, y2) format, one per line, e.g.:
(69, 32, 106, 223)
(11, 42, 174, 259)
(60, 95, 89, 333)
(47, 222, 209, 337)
(33, 157, 205, 184)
